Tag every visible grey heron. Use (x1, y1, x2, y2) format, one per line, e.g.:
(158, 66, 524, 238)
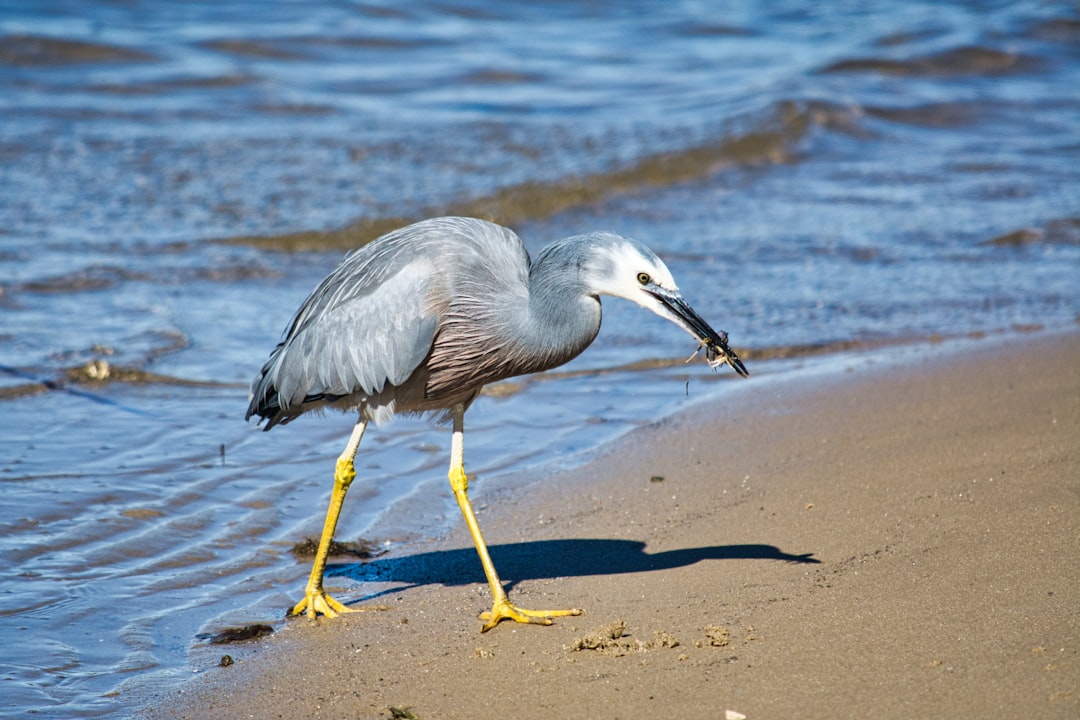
(246, 216, 748, 631)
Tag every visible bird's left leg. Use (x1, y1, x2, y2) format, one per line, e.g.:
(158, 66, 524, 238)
(448, 404, 582, 632)
(290, 418, 379, 619)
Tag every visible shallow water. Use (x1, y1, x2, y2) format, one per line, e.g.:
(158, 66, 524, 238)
(1, 1, 1078, 716)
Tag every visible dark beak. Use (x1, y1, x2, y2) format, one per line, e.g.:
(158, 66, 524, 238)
(647, 287, 749, 378)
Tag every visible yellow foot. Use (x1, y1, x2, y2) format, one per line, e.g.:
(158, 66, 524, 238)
(479, 596, 582, 632)
(288, 591, 388, 620)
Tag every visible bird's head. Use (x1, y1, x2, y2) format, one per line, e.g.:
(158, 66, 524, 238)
(582, 233, 749, 377)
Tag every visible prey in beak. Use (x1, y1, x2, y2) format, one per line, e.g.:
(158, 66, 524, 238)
(645, 285, 749, 378)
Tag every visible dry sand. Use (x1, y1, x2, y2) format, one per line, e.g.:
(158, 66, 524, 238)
(143, 331, 1079, 720)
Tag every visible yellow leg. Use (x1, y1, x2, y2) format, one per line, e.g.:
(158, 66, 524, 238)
(448, 404, 582, 632)
(290, 419, 383, 619)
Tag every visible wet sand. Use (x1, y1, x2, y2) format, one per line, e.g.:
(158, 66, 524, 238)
(142, 331, 1079, 719)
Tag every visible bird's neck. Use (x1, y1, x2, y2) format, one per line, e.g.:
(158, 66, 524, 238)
(515, 256, 602, 374)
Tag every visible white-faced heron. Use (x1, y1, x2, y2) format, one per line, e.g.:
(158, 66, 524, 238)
(246, 216, 748, 631)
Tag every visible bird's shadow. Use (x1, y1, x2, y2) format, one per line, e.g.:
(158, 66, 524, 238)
(327, 538, 819, 602)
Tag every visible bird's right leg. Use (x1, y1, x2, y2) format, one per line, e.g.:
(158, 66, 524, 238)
(290, 418, 372, 619)
(447, 404, 582, 631)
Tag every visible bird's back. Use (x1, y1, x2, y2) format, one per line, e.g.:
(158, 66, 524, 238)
(247, 217, 532, 429)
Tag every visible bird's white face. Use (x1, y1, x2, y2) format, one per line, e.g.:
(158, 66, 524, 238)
(593, 242, 676, 297)
(592, 242, 681, 320)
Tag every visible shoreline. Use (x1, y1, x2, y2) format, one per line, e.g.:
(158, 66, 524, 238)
(142, 329, 1079, 719)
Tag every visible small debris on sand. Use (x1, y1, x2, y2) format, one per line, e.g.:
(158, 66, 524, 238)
(699, 625, 730, 648)
(569, 620, 681, 657)
(290, 537, 386, 560)
(199, 624, 274, 645)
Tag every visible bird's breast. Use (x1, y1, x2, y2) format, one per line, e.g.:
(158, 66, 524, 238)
(423, 293, 600, 400)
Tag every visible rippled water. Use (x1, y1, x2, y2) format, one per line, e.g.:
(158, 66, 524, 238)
(1, 1, 1078, 716)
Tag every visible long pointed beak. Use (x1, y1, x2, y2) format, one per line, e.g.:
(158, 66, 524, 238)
(646, 287, 749, 377)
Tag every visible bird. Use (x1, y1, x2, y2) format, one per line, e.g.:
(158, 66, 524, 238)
(246, 216, 748, 631)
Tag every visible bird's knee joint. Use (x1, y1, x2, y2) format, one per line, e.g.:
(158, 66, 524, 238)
(448, 465, 468, 495)
(334, 458, 356, 489)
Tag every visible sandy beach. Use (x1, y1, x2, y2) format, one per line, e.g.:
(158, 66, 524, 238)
(142, 330, 1079, 720)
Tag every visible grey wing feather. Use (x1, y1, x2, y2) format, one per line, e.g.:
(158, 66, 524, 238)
(247, 244, 439, 427)
(280, 262, 438, 399)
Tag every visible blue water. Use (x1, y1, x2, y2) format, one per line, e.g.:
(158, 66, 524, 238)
(1, 1, 1078, 717)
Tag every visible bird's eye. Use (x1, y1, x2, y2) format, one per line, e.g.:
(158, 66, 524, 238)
(636, 272, 651, 286)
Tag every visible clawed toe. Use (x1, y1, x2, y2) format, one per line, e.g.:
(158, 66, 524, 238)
(479, 597, 582, 632)
(289, 591, 389, 619)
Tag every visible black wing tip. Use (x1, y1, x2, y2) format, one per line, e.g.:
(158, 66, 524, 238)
(245, 390, 284, 431)
(247, 388, 346, 431)
(246, 407, 287, 431)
